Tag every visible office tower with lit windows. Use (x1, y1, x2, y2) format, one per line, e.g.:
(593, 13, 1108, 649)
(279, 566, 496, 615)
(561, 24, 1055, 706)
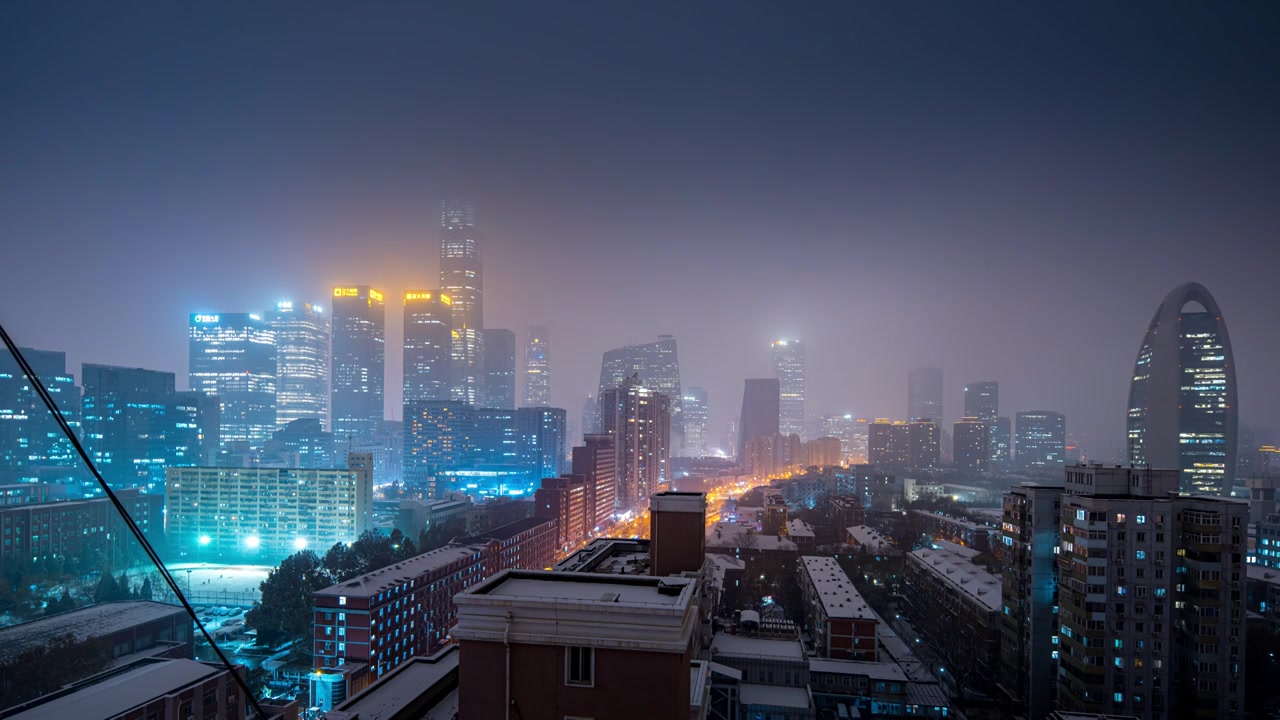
(331, 286, 386, 439)
(1015, 411, 1066, 469)
(267, 301, 330, 432)
(574, 433, 617, 522)
(173, 390, 220, 466)
(0, 348, 81, 485)
(481, 328, 516, 409)
(868, 419, 910, 473)
(907, 418, 940, 471)
(81, 364, 181, 490)
(516, 406, 566, 481)
(598, 335, 683, 453)
(964, 381, 999, 421)
(850, 418, 870, 464)
(440, 199, 484, 404)
(819, 414, 855, 462)
(736, 378, 780, 462)
(908, 367, 944, 424)
(403, 291, 454, 409)
(263, 418, 335, 469)
(600, 375, 670, 508)
(771, 339, 806, 440)
(581, 394, 600, 436)
(522, 326, 550, 407)
(681, 387, 709, 457)
(993, 416, 1012, 465)
(953, 417, 989, 471)
(1127, 282, 1238, 496)
(188, 312, 277, 450)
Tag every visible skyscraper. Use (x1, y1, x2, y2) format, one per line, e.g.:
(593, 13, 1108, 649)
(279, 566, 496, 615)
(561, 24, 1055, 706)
(0, 348, 81, 484)
(188, 312, 277, 449)
(522, 325, 550, 407)
(600, 375, 670, 508)
(736, 378, 780, 462)
(1014, 411, 1066, 469)
(771, 339, 806, 440)
(267, 300, 330, 431)
(1127, 282, 1238, 495)
(580, 394, 599, 437)
(516, 406, 566, 481)
(964, 381, 998, 422)
(597, 335, 683, 453)
(331, 286, 386, 439)
(403, 291, 454, 408)
(481, 328, 516, 409)
(907, 367, 944, 424)
(440, 198, 484, 405)
(992, 416, 1012, 466)
(81, 364, 179, 489)
(681, 387, 709, 457)
(953, 417, 989, 471)
(868, 419, 910, 472)
(819, 414, 856, 463)
(907, 418, 940, 471)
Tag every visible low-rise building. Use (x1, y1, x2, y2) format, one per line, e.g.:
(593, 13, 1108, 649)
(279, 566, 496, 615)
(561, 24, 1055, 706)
(910, 509, 996, 551)
(785, 518, 816, 552)
(798, 556, 879, 661)
(0, 490, 164, 574)
(396, 493, 472, 539)
(903, 543, 1002, 694)
(826, 495, 865, 529)
(709, 633, 808, 688)
(843, 525, 893, 553)
(0, 600, 193, 673)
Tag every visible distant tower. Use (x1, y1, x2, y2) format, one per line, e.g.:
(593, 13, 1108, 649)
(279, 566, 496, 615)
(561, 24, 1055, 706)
(737, 379, 780, 462)
(600, 376, 670, 508)
(907, 367, 943, 424)
(580, 394, 600, 437)
(480, 329, 516, 409)
(771, 340, 806, 440)
(189, 312, 277, 449)
(439, 199, 484, 404)
(330, 287, 386, 439)
(523, 325, 551, 407)
(1127, 282, 1238, 495)
(681, 387, 709, 458)
(953, 417, 989, 471)
(1015, 411, 1066, 469)
(964, 380, 1001, 463)
(403, 291, 454, 409)
(267, 301, 331, 431)
(597, 335, 684, 454)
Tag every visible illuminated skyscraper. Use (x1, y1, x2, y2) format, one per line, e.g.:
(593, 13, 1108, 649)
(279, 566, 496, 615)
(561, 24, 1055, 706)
(907, 367, 943, 424)
(522, 325, 550, 407)
(868, 419, 909, 472)
(267, 301, 330, 431)
(681, 387, 709, 457)
(907, 418, 940, 471)
(953, 417, 989, 471)
(771, 339, 806, 440)
(481, 328, 516, 409)
(1127, 281, 1237, 495)
(600, 375, 670, 507)
(580, 394, 600, 436)
(598, 335, 683, 453)
(993, 416, 1012, 466)
(188, 312, 277, 449)
(964, 381, 998, 423)
(736, 378, 779, 462)
(440, 198, 484, 404)
(403, 291, 454, 408)
(331, 286, 385, 439)
(0, 348, 81, 485)
(81, 364, 179, 490)
(516, 406, 566, 481)
(819, 414, 855, 463)
(1014, 411, 1065, 469)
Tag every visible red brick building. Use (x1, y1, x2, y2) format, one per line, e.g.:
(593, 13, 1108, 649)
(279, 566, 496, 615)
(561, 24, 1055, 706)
(534, 475, 588, 551)
(0, 489, 163, 573)
(798, 555, 879, 661)
(572, 433, 617, 530)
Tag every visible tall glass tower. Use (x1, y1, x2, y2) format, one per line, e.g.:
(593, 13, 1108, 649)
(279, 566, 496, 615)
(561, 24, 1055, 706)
(522, 325, 551, 407)
(481, 329, 516, 410)
(771, 339, 805, 440)
(267, 301, 330, 431)
(440, 199, 484, 405)
(1127, 282, 1237, 495)
(403, 291, 454, 409)
(331, 287, 386, 439)
(597, 335, 683, 453)
(907, 366, 944, 423)
(188, 312, 277, 449)
(682, 387, 709, 458)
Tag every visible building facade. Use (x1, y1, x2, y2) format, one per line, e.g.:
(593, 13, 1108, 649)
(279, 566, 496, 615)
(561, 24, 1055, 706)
(771, 339, 806, 441)
(0, 490, 164, 574)
(402, 291, 453, 408)
(737, 378, 780, 463)
(1015, 410, 1066, 469)
(188, 312, 277, 449)
(0, 348, 82, 486)
(681, 386, 709, 458)
(521, 325, 550, 407)
(868, 419, 909, 474)
(439, 199, 484, 405)
(598, 335, 684, 454)
(267, 301, 330, 431)
(907, 419, 940, 472)
(953, 417, 989, 471)
(481, 328, 516, 409)
(600, 376, 670, 508)
(81, 364, 181, 490)
(907, 367, 944, 425)
(572, 434, 618, 525)
(330, 287, 385, 440)
(798, 555, 879, 661)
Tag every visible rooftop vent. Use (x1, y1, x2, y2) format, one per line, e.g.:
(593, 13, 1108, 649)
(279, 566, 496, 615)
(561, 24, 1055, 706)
(600, 592, 620, 602)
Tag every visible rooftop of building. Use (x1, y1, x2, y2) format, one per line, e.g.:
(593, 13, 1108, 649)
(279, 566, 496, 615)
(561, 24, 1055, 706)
(844, 525, 892, 550)
(321, 646, 459, 720)
(710, 632, 807, 661)
(809, 657, 908, 682)
(474, 571, 692, 606)
(739, 683, 812, 710)
(0, 601, 187, 665)
(3, 658, 223, 720)
(453, 515, 554, 543)
(800, 556, 878, 621)
(1247, 564, 1280, 586)
(707, 522, 798, 552)
(651, 491, 708, 514)
(908, 544, 1001, 612)
(785, 519, 815, 538)
(909, 510, 989, 531)
(554, 537, 652, 574)
(315, 543, 486, 598)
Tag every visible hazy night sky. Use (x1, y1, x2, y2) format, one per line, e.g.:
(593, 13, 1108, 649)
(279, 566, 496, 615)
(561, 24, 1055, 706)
(3, 3, 1278, 460)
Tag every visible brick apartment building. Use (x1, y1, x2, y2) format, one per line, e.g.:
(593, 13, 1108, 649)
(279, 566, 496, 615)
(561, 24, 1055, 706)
(798, 555, 879, 661)
(0, 489, 163, 573)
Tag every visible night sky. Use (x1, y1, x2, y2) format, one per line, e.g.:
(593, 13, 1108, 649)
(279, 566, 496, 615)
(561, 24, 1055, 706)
(3, 3, 1278, 460)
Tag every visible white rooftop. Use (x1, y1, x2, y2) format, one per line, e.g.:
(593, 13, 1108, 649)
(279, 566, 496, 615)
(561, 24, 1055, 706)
(0, 601, 187, 665)
(845, 525, 892, 550)
(908, 545, 1002, 612)
(706, 521, 798, 552)
(6, 659, 220, 720)
(1248, 565, 1280, 586)
(810, 658, 908, 682)
(710, 632, 806, 661)
(485, 575, 689, 605)
(739, 683, 812, 709)
(800, 556, 878, 621)
(785, 519, 815, 538)
(316, 544, 485, 598)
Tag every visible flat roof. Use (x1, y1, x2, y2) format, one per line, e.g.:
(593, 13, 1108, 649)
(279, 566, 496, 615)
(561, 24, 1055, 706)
(1248, 565, 1280, 586)
(710, 633, 806, 661)
(327, 646, 459, 720)
(845, 525, 892, 549)
(707, 522, 798, 552)
(0, 601, 186, 665)
(910, 510, 989, 532)
(909, 546, 1001, 612)
(554, 538, 652, 574)
(315, 544, 485, 598)
(484, 574, 689, 605)
(809, 658, 908, 682)
(800, 556, 878, 621)
(453, 515, 554, 543)
(739, 684, 811, 709)
(5, 659, 220, 720)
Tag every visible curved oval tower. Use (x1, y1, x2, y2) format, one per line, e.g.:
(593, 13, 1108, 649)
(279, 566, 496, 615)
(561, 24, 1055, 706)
(1127, 282, 1237, 495)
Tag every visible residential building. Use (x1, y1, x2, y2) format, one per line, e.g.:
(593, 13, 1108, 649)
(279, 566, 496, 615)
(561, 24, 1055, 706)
(396, 493, 473, 540)
(267, 300, 330, 431)
(402, 291, 453, 408)
(818, 414, 856, 463)
(907, 367, 944, 425)
(0, 600, 194, 672)
(0, 489, 163, 573)
(330, 286, 386, 439)
(805, 436, 842, 469)
(479, 328, 515, 410)
(953, 417, 989, 471)
(798, 556, 879, 661)
(600, 375, 670, 508)
(903, 543, 1002, 694)
(1016, 410, 1067, 469)
(572, 433, 618, 526)
(535, 475, 589, 550)
(1127, 282, 1238, 495)
(911, 510, 996, 551)
(521, 325, 549, 408)
(772, 339, 806, 441)
(868, 420, 909, 474)
(515, 406, 565, 482)
(188, 312, 277, 449)
(907, 419, 940, 472)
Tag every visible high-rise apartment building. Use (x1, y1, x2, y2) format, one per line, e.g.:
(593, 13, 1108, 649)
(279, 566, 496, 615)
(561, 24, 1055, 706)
(521, 325, 550, 407)
(480, 328, 515, 409)
(1015, 410, 1066, 469)
(1127, 282, 1237, 495)
(908, 367, 944, 424)
(188, 312, 277, 449)
(598, 335, 683, 453)
(736, 378, 779, 463)
(868, 419, 910, 473)
(771, 339, 806, 440)
(907, 418, 940, 471)
(331, 286, 385, 439)
(403, 291, 454, 408)
(573, 434, 617, 524)
(600, 375, 670, 508)
(850, 418, 869, 464)
(81, 364, 181, 490)
(953, 417, 989, 471)
(999, 483, 1062, 720)
(681, 387, 708, 458)
(440, 199, 484, 405)
(267, 300, 330, 431)
(993, 415, 1012, 465)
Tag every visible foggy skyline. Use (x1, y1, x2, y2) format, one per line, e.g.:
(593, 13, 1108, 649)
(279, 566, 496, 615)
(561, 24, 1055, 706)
(3, 3, 1278, 460)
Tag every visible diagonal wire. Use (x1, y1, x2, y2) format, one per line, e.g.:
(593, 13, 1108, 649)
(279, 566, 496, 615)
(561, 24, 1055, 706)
(0, 323, 272, 720)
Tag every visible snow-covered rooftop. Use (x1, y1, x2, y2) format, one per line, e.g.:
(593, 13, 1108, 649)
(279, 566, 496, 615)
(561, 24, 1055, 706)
(739, 683, 812, 709)
(5, 659, 220, 720)
(800, 555, 878, 621)
(845, 525, 892, 550)
(710, 633, 806, 661)
(0, 601, 187, 665)
(315, 543, 487, 598)
(908, 545, 1001, 612)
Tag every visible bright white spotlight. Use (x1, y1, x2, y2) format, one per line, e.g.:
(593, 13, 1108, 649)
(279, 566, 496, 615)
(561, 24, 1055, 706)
(198, 534, 211, 546)
(245, 536, 261, 549)
(294, 537, 308, 550)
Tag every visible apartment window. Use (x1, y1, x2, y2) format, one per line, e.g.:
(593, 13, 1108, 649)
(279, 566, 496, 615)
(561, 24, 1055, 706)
(566, 646, 594, 686)
(339, 596, 347, 606)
